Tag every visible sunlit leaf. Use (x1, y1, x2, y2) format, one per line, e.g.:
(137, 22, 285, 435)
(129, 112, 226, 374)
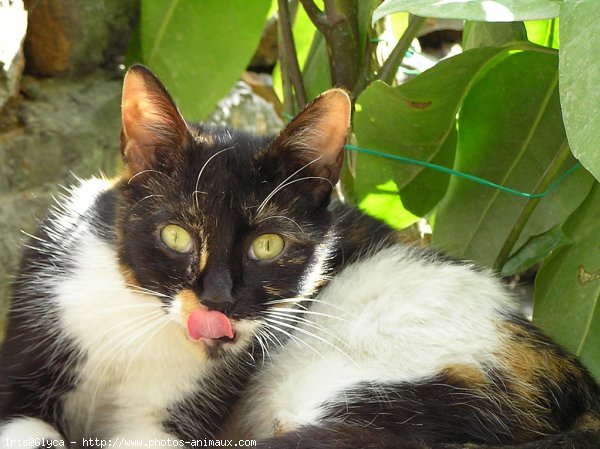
(373, 0, 561, 23)
(525, 18, 560, 48)
(358, 180, 419, 229)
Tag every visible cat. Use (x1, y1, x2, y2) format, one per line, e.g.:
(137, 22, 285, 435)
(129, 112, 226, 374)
(1, 64, 599, 449)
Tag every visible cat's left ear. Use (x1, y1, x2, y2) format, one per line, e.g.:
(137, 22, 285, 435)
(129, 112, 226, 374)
(121, 64, 192, 176)
(270, 89, 351, 204)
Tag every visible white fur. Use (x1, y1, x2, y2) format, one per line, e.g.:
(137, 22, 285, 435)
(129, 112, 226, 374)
(0, 417, 67, 448)
(235, 246, 518, 438)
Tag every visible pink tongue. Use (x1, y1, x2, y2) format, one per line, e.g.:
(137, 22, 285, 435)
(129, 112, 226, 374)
(187, 309, 233, 341)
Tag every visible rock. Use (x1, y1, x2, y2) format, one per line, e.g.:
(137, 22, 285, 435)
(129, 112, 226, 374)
(205, 73, 284, 136)
(0, 0, 27, 109)
(24, 0, 139, 76)
(0, 71, 123, 328)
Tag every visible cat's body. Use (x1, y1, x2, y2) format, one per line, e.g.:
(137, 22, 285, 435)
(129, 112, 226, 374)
(231, 242, 600, 448)
(1, 65, 599, 449)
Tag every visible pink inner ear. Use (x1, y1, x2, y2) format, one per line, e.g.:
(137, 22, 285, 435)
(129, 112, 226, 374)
(120, 66, 190, 174)
(301, 89, 351, 168)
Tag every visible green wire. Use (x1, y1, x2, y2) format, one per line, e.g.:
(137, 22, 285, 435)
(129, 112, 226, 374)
(344, 144, 582, 199)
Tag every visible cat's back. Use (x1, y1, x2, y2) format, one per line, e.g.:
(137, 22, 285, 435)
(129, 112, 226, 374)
(271, 245, 511, 376)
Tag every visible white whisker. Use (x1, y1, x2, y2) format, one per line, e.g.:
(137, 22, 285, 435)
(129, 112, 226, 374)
(263, 317, 356, 366)
(265, 310, 343, 342)
(127, 169, 170, 184)
(131, 194, 164, 211)
(193, 146, 236, 208)
(256, 156, 322, 215)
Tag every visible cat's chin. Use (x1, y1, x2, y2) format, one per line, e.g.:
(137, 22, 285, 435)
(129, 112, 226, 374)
(196, 332, 242, 359)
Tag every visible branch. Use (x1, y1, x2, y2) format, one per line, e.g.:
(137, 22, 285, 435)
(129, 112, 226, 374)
(324, 0, 345, 26)
(299, 0, 328, 31)
(378, 14, 426, 85)
(278, 0, 307, 109)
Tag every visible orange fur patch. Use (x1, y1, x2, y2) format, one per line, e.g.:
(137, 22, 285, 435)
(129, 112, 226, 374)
(442, 364, 488, 388)
(178, 289, 205, 324)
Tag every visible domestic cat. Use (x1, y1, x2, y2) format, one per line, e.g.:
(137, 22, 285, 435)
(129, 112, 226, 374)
(1, 64, 599, 449)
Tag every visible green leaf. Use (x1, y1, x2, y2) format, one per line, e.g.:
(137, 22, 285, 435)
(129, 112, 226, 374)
(125, 23, 142, 67)
(353, 46, 511, 218)
(433, 51, 593, 267)
(357, 0, 378, 58)
(358, 180, 419, 229)
(302, 31, 332, 101)
(501, 225, 570, 276)
(559, 0, 600, 182)
(534, 183, 600, 382)
(373, 0, 561, 23)
(462, 21, 527, 50)
(138, 0, 271, 120)
(525, 18, 560, 48)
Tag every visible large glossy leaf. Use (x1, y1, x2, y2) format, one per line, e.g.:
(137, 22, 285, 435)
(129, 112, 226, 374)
(373, 0, 561, 23)
(138, 0, 271, 120)
(559, 0, 600, 182)
(433, 51, 593, 267)
(534, 184, 600, 382)
(353, 46, 511, 218)
(462, 21, 527, 50)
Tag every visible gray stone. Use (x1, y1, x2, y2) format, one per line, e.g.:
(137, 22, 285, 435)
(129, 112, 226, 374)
(205, 76, 284, 136)
(0, 71, 123, 328)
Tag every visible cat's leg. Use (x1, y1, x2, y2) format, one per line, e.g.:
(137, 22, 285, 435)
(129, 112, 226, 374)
(0, 417, 67, 448)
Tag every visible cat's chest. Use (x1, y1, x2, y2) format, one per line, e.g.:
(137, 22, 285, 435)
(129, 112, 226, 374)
(51, 228, 214, 438)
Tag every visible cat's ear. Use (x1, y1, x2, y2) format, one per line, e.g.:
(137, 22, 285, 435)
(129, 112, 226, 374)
(270, 89, 351, 203)
(120, 64, 192, 176)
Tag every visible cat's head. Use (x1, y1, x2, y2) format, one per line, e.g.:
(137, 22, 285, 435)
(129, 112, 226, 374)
(116, 64, 350, 358)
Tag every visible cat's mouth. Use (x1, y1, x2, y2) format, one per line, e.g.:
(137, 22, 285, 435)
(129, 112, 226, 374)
(186, 308, 235, 345)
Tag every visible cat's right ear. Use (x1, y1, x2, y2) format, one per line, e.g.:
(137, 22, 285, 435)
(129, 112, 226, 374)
(120, 64, 192, 177)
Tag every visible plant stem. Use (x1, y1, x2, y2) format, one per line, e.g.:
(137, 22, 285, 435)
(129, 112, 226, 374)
(299, 0, 360, 92)
(378, 14, 426, 85)
(299, 0, 328, 30)
(278, 23, 295, 116)
(493, 140, 574, 272)
(278, 0, 307, 110)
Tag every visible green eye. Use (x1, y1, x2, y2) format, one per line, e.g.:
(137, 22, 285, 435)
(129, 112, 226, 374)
(250, 234, 285, 261)
(160, 224, 193, 253)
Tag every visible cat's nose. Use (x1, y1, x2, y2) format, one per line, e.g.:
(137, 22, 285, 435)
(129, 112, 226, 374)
(198, 265, 234, 313)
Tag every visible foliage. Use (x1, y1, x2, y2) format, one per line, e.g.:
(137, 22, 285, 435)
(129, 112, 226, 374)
(130, 0, 600, 380)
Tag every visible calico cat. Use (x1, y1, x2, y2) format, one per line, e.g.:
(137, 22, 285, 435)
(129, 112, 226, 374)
(0, 64, 598, 449)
